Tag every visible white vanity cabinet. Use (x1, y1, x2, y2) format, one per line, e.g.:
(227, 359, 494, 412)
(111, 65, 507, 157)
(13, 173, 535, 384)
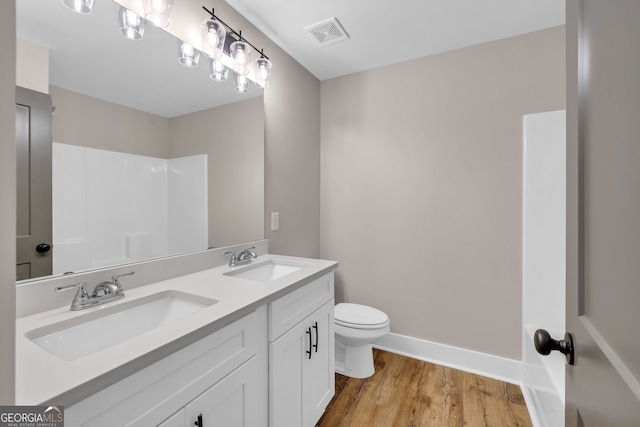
(269, 273, 335, 427)
(66, 308, 268, 427)
(60, 268, 336, 427)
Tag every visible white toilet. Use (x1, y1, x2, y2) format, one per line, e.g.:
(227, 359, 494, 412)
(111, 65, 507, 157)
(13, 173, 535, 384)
(334, 303, 390, 379)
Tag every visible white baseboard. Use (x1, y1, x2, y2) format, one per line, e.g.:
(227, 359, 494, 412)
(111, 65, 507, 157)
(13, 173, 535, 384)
(374, 332, 523, 385)
(520, 384, 544, 427)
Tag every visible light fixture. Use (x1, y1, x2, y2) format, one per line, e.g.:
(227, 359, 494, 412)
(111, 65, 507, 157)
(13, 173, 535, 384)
(202, 6, 272, 86)
(233, 72, 249, 94)
(230, 39, 252, 76)
(118, 7, 146, 40)
(255, 55, 272, 88)
(201, 16, 226, 59)
(61, 0, 94, 14)
(143, 0, 174, 28)
(177, 40, 200, 68)
(209, 58, 229, 82)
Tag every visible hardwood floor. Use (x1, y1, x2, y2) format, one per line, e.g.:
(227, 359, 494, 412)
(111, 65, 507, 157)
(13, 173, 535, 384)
(317, 349, 533, 427)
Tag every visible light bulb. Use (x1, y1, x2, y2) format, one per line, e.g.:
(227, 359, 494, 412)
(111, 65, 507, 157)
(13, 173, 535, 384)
(118, 7, 145, 40)
(231, 41, 252, 75)
(143, 0, 174, 28)
(151, 0, 166, 12)
(207, 32, 219, 50)
(61, 0, 94, 14)
(234, 72, 249, 93)
(177, 40, 200, 68)
(255, 57, 272, 88)
(209, 58, 228, 82)
(201, 19, 226, 59)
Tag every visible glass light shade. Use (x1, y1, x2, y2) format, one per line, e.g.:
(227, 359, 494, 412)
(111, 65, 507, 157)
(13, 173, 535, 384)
(233, 72, 249, 94)
(143, 0, 174, 28)
(177, 40, 200, 68)
(61, 0, 94, 14)
(118, 7, 145, 40)
(230, 41, 252, 75)
(201, 19, 226, 59)
(255, 57, 272, 88)
(209, 58, 229, 82)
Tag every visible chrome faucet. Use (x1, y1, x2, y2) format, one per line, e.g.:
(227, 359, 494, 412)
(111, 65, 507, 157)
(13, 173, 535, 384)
(225, 246, 258, 267)
(56, 272, 135, 311)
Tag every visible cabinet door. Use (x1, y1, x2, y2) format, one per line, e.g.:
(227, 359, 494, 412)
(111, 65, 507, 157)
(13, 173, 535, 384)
(185, 357, 263, 427)
(270, 299, 335, 427)
(306, 300, 335, 425)
(269, 321, 307, 427)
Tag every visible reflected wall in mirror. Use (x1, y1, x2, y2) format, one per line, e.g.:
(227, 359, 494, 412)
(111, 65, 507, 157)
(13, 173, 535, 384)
(16, 0, 265, 282)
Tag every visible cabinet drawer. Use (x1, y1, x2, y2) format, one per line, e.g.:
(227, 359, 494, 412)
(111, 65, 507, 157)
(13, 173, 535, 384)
(66, 310, 261, 427)
(269, 272, 334, 341)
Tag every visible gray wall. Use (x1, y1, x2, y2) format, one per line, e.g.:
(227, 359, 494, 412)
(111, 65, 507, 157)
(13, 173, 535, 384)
(0, 0, 16, 404)
(320, 27, 566, 360)
(50, 86, 170, 158)
(169, 97, 265, 248)
(262, 36, 322, 258)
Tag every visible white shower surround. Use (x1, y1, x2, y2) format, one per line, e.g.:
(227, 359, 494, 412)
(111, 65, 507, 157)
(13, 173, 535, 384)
(521, 110, 566, 427)
(52, 143, 207, 275)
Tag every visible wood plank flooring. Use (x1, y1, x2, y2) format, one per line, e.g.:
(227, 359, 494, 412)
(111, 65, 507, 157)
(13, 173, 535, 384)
(317, 349, 533, 427)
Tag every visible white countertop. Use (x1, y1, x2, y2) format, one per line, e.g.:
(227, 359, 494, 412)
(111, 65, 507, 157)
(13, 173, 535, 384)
(15, 254, 337, 406)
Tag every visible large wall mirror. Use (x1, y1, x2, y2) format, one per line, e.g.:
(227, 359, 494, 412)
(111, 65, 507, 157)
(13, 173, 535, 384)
(16, 0, 265, 282)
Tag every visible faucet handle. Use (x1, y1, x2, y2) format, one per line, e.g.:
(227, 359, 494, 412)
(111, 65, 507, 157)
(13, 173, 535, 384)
(55, 282, 85, 293)
(111, 271, 135, 282)
(238, 246, 258, 260)
(111, 271, 134, 294)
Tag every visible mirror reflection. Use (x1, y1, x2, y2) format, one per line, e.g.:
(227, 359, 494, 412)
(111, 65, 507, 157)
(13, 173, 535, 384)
(16, 0, 265, 282)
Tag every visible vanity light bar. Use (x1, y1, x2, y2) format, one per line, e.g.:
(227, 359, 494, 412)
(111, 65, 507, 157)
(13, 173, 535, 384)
(201, 6, 269, 61)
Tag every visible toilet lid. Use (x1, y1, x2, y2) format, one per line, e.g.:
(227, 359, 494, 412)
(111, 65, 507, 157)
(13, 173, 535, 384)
(335, 303, 389, 329)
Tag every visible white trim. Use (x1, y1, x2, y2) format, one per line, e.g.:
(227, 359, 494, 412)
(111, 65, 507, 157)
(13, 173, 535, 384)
(520, 384, 544, 427)
(374, 332, 523, 385)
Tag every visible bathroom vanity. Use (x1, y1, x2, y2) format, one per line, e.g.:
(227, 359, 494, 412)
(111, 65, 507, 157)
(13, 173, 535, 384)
(15, 253, 337, 427)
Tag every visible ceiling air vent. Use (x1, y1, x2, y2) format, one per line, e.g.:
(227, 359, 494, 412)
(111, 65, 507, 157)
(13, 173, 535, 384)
(305, 17, 349, 46)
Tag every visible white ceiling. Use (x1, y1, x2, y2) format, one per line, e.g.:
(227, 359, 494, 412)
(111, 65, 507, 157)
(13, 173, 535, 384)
(225, 0, 566, 81)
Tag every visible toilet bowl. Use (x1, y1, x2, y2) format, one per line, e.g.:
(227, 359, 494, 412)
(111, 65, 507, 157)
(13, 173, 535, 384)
(334, 303, 390, 379)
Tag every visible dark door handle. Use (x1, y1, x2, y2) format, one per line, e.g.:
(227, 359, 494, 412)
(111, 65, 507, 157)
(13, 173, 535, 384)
(534, 329, 575, 365)
(306, 327, 312, 359)
(312, 322, 318, 353)
(36, 243, 52, 253)
(194, 413, 203, 426)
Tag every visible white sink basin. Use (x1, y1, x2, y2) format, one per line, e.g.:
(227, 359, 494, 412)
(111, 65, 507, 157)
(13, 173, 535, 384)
(26, 291, 217, 361)
(224, 259, 309, 282)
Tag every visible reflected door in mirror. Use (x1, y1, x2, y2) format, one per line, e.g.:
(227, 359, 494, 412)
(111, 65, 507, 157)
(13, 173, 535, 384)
(16, 87, 52, 280)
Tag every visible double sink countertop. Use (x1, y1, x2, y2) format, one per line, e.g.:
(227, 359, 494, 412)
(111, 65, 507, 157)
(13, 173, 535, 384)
(15, 254, 337, 406)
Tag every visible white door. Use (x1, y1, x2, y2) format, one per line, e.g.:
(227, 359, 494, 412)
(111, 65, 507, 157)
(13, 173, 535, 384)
(270, 320, 306, 427)
(522, 110, 566, 427)
(564, 0, 640, 424)
(15, 87, 52, 280)
(307, 300, 335, 425)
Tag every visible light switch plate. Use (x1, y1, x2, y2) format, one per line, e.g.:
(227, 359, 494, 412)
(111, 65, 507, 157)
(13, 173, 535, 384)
(271, 212, 280, 231)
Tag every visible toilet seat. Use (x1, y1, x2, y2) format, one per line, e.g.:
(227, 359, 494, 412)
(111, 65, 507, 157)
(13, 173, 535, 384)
(335, 303, 389, 330)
